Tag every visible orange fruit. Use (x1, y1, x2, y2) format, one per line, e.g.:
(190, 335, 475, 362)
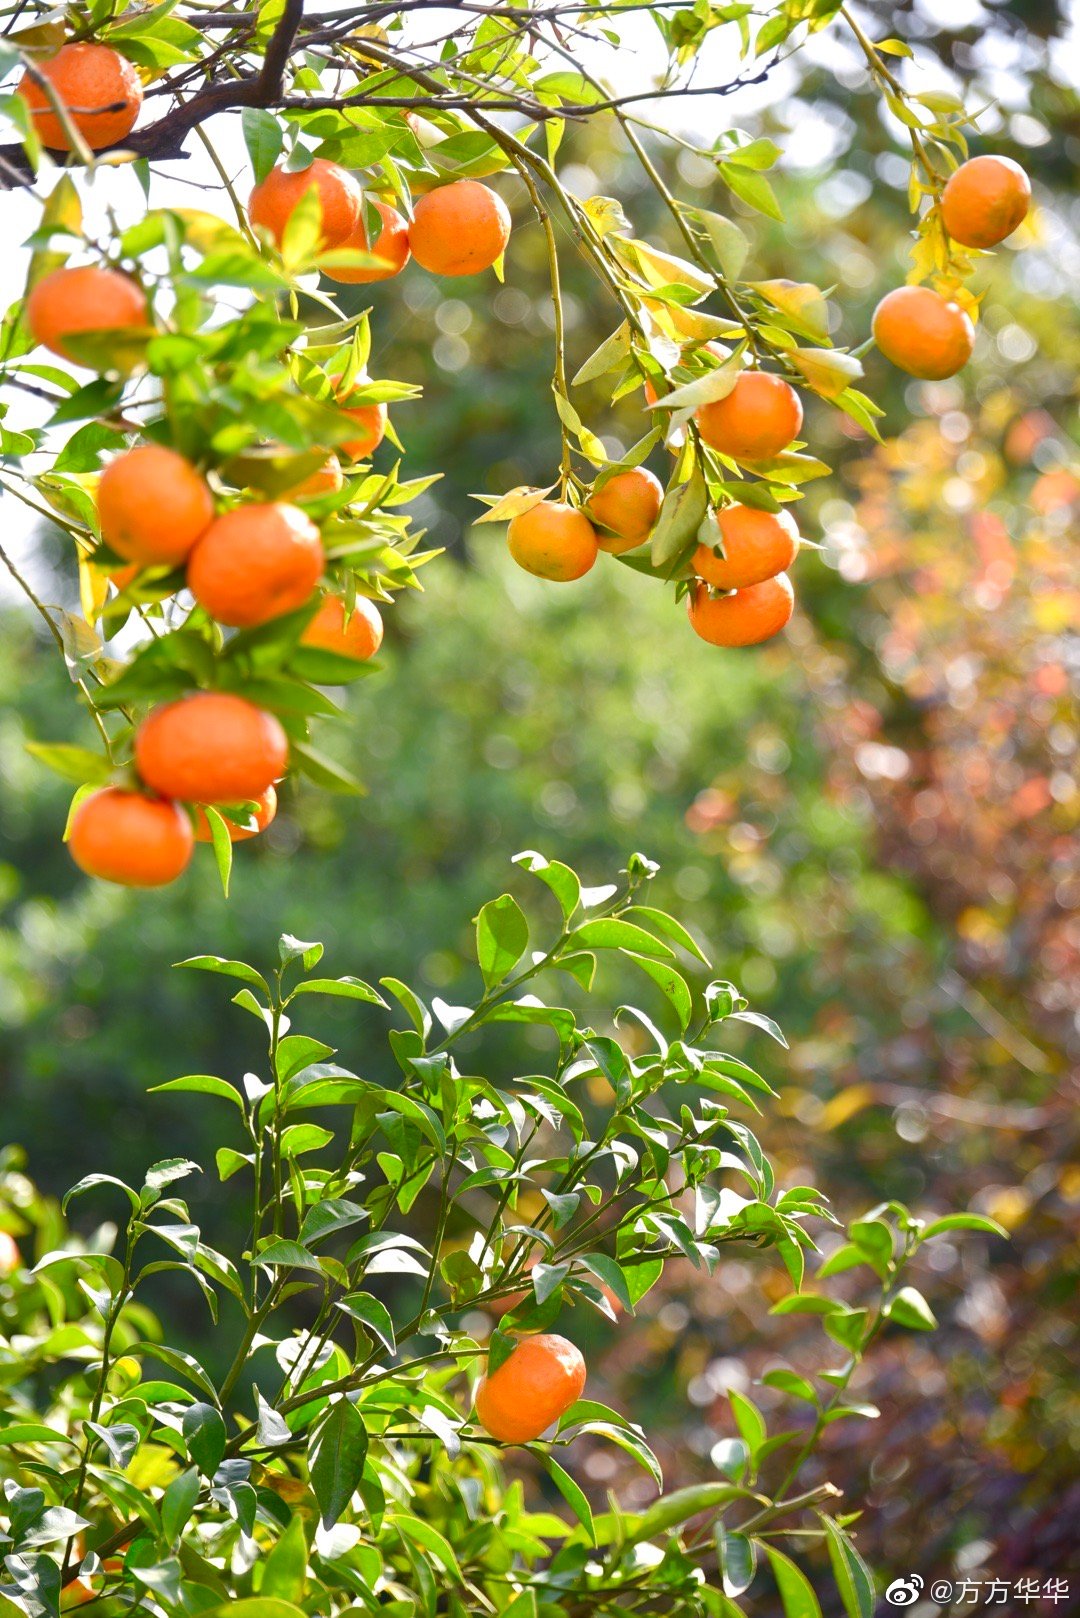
(97, 445, 214, 567)
(17, 43, 142, 151)
(301, 593, 383, 662)
(872, 285, 974, 380)
(187, 502, 324, 628)
(194, 785, 277, 843)
(68, 789, 194, 887)
(0, 1231, 21, 1274)
(693, 504, 799, 591)
(941, 155, 1030, 250)
(281, 455, 343, 501)
(325, 199, 410, 283)
(26, 266, 149, 365)
(474, 1333, 586, 1443)
(507, 501, 598, 582)
(248, 159, 362, 250)
(408, 180, 511, 276)
(135, 692, 288, 804)
(688, 573, 794, 648)
(587, 467, 663, 553)
(696, 371, 803, 462)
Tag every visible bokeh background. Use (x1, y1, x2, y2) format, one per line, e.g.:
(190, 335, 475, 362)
(2, 0, 1078, 1606)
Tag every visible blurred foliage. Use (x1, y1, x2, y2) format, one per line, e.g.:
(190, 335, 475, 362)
(2, 1, 1079, 1605)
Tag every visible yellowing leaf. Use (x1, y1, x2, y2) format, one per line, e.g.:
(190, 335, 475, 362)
(472, 485, 554, 525)
(750, 280, 830, 344)
(789, 347, 863, 399)
(610, 236, 714, 299)
(582, 195, 631, 238)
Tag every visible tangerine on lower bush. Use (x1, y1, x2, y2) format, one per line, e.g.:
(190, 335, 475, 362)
(872, 285, 974, 380)
(301, 593, 384, 662)
(26, 266, 149, 365)
(696, 371, 803, 462)
(280, 454, 344, 501)
(97, 444, 214, 566)
(68, 789, 194, 887)
(194, 785, 277, 843)
(135, 692, 288, 804)
(687, 573, 795, 648)
(693, 504, 799, 591)
(408, 180, 511, 276)
(17, 43, 142, 151)
(248, 159, 362, 249)
(187, 502, 324, 627)
(507, 501, 598, 582)
(587, 467, 663, 553)
(474, 1334, 587, 1443)
(325, 199, 411, 283)
(940, 155, 1030, 250)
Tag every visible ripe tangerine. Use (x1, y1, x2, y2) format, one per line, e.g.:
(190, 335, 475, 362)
(872, 285, 974, 380)
(248, 159, 362, 250)
(409, 180, 511, 277)
(135, 692, 288, 804)
(696, 371, 803, 462)
(941, 155, 1030, 250)
(26, 266, 149, 365)
(187, 502, 324, 628)
(325, 199, 410, 283)
(301, 593, 384, 662)
(507, 501, 598, 582)
(97, 445, 214, 567)
(68, 788, 194, 887)
(588, 467, 663, 553)
(474, 1333, 586, 1443)
(687, 573, 794, 648)
(693, 504, 799, 591)
(17, 43, 142, 151)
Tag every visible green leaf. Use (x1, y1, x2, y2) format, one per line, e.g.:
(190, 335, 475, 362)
(261, 1512, 307, 1602)
(336, 1292, 396, 1352)
(885, 1286, 937, 1332)
(694, 210, 749, 280)
(242, 108, 284, 185)
(176, 956, 269, 994)
(624, 905, 709, 964)
(623, 951, 692, 1030)
(650, 466, 708, 570)
(254, 1239, 324, 1274)
(310, 1399, 367, 1528)
(204, 1603, 308, 1618)
(717, 1526, 756, 1597)
(821, 1516, 875, 1618)
(575, 1252, 633, 1312)
(475, 893, 529, 989)
(763, 1545, 823, 1618)
(920, 1213, 1007, 1240)
(719, 162, 783, 221)
(571, 919, 675, 960)
(183, 1403, 226, 1478)
(512, 850, 581, 920)
(201, 806, 233, 899)
(290, 977, 388, 1006)
(25, 742, 112, 787)
(542, 1455, 595, 1544)
(728, 1389, 766, 1460)
(629, 1483, 751, 1546)
(160, 1468, 199, 1547)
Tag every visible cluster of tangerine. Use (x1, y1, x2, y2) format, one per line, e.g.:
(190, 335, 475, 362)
(18, 48, 514, 889)
(507, 365, 805, 649)
(872, 155, 1031, 381)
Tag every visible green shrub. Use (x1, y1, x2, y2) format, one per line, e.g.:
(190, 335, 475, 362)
(0, 855, 1001, 1616)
